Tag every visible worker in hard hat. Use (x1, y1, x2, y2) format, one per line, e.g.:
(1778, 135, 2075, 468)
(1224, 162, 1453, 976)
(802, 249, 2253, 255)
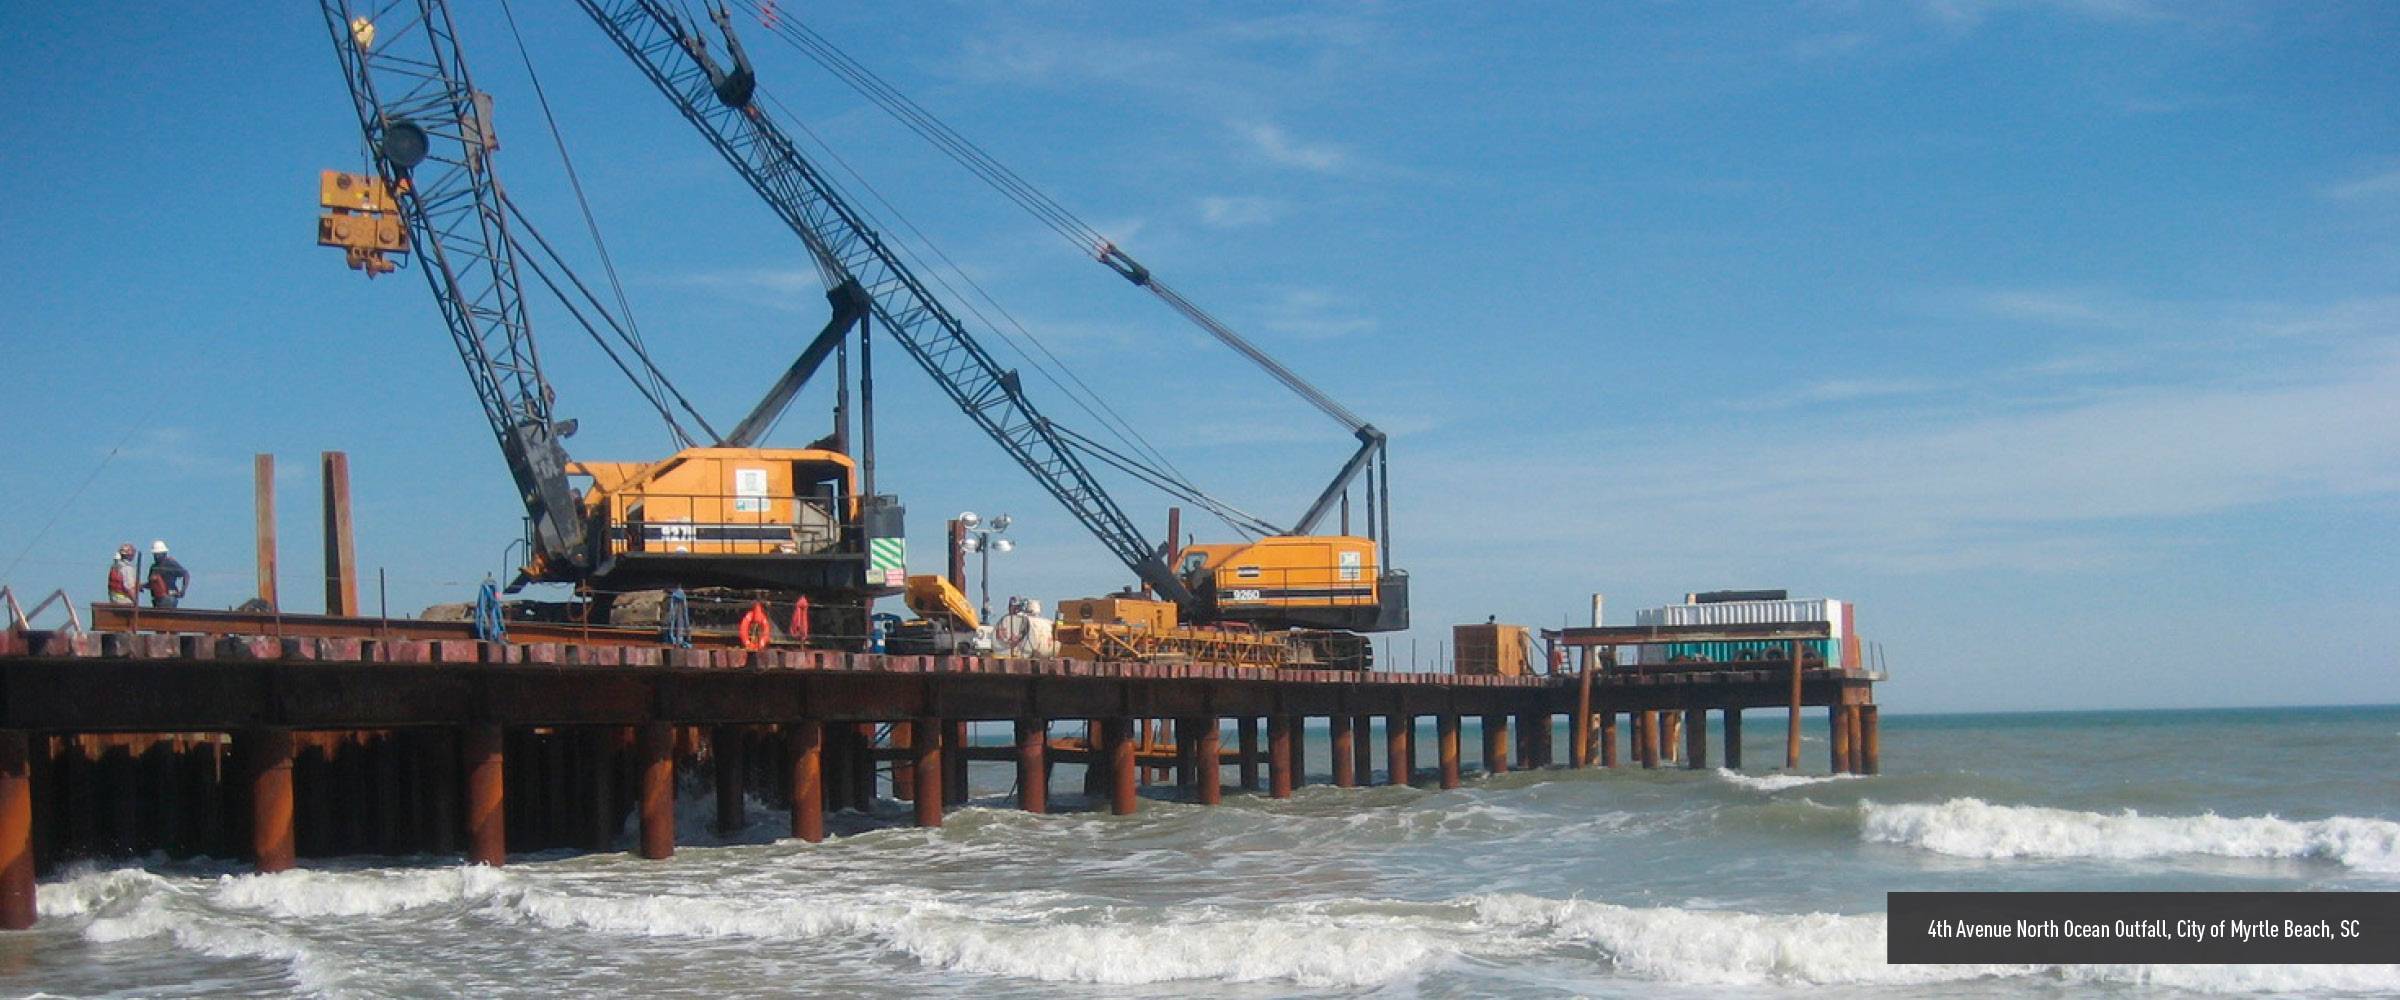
(144, 540, 189, 609)
(104, 543, 139, 605)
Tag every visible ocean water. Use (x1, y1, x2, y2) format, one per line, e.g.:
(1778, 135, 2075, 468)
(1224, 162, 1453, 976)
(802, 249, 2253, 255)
(6, 705, 2397, 998)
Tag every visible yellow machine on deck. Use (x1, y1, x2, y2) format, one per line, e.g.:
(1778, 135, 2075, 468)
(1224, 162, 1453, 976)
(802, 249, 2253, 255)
(902, 574, 978, 631)
(1054, 595, 1296, 669)
(1172, 536, 1382, 629)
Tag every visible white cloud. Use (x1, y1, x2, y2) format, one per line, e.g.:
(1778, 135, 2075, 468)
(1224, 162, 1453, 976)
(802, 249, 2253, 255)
(675, 268, 824, 300)
(1432, 297, 2400, 576)
(1237, 122, 1347, 173)
(2325, 167, 2400, 201)
(1258, 288, 1377, 340)
(1197, 195, 1281, 228)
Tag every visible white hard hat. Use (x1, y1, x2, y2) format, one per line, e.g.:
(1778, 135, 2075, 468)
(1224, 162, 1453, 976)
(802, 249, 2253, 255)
(151, 540, 169, 554)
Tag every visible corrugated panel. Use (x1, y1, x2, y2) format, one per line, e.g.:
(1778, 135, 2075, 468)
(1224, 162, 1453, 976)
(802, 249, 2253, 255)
(1634, 598, 1845, 637)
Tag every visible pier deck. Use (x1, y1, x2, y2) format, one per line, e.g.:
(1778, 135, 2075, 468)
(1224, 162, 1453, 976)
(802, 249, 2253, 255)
(0, 612, 1878, 930)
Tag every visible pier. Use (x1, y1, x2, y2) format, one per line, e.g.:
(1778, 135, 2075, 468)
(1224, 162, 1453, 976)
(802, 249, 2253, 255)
(0, 611, 1878, 930)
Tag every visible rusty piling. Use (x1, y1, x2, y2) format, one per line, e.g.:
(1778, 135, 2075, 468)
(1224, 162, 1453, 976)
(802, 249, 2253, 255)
(913, 716, 943, 828)
(246, 729, 297, 873)
(463, 724, 505, 866)
(1196, 718, 1222, 805)
(1437, 714, 1462, 789)
(637, 723, 675, 860)
(1329, 714, 1355, 787)
(1267, 714, 1294, 799)
(789, 721, 824, 842)
(0, 732, 33, 930)
(1829, 704, 1851, 775)
(1106, 718, 1137, 815)
(1852, 700, 1872, 772)
(1236, 717, 1260, 792)
(1014, 719, 1047, 814)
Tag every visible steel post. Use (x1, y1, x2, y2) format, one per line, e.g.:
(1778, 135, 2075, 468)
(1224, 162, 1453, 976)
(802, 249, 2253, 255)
(245, 728, 297, 873)
(1014, 719, 1047, 814)
(637, 723, 675, 860)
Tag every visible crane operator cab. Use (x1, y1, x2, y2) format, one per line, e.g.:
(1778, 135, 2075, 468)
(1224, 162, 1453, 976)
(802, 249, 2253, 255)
(556, 446, 904, 598)
(1174, 535, 1409, 634)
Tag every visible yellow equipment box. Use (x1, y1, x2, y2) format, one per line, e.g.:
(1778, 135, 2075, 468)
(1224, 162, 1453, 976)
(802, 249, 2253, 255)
(1057, 597, 1177, 633)
(1452, 623, 1530, 675)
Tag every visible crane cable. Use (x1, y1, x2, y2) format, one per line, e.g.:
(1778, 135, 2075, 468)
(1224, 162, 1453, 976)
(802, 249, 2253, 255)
(498, 196, 705, 444)
(725, 0, 1104, 253)
(498, 0, 717, 447)
(722, 0, 1372, 433)
(763, 90, 1211, 505)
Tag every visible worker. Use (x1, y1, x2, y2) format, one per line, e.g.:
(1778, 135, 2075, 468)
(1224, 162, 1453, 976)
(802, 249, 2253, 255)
(105, 543, 139, 605)
(144, 540, 189, 609)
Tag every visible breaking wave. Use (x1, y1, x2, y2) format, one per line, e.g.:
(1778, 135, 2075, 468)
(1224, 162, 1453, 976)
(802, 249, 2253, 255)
(1714, 768, 1861, 792)
(1475, 894, 2400, 992)
(1861, 798, 2400, 872)
(40, 865, 2400, 993)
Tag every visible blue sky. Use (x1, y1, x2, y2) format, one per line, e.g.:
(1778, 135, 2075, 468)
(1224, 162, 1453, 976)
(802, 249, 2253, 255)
(2, 2, 2394, 712)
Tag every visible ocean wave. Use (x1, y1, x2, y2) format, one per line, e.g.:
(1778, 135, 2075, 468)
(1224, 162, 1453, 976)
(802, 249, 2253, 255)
(1473, 894, 2400, 992)
(38, 863, 2400, 994)
(208, 865, 511, 918)
(1715, 768, 1861, 792)
(64, 877, 351, 997)
(1474, 893, 2000, 986)
(492, 886, 1463, 987)
(1861, 798, 2400, 871)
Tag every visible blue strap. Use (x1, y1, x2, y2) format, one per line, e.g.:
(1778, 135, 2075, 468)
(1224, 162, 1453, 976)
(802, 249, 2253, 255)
(663, 588, 692, 648)
(473, 578, 508, 643)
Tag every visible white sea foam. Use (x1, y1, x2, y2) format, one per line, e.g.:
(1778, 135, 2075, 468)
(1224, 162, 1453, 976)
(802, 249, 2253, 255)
(35, 863, 2400, 994)
(1715, 768, 1860, 792)
(208, 864, 510, 918)
(1473, 894, 2400, 991)
(1474, 893, 2007, 986)
(1861, 798, 2400, 872)
(491, 885, 1460, 986)
(66, 877, 350, 996)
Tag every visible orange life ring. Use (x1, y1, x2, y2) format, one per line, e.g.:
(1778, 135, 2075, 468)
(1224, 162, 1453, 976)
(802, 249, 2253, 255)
(738, 603, 772, 651)
(788, 595, 811, 644)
